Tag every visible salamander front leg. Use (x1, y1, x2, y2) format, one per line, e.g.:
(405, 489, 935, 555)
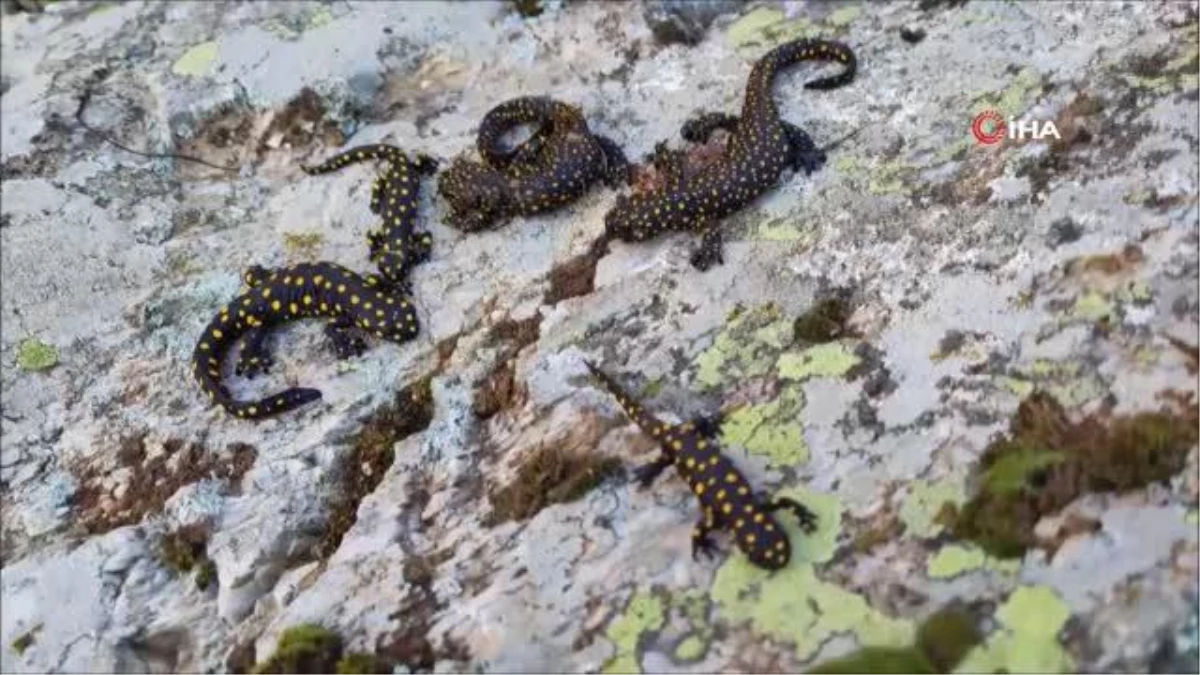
(234, 327, 274, 378)
(689, 413, 724, 439)
(324, 315, 369, 360)
(759, 493, 819, 534)
(688, 222, 724, 271)
(783, 122, 826, 175)
(681, 112, 739, 144)
(631, 454, 673, 488)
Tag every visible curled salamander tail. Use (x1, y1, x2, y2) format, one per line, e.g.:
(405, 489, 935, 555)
(761, 39, 857, 91)
(192, 319, 324, 420)
(300, 144, 410, 175)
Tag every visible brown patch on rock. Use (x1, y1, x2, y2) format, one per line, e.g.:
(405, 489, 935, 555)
(473, 359, 523, 420)
(71, 436, 257, 535)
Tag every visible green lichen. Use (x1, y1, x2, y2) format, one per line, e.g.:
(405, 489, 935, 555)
(1071, 291, 1113, 321)
(826, 5, 863, 27)
(868, 161, 914, 196)
(973, 67, 1044, 119)
(926, 544, 1020, 579)
(809, 605, 984, 674)
(693, 303, 790, 389)
(172, 41, 219, 78)
(899, 479, 966, 539)
(954, 586, 1073, 674)
(727, 7, 819, 50)
(307, 6, 333, 29)
(718, 387, 808, 467)
(283, 231, 325, 256)
(755, 218, 812, 242)
(16, 338, 58, 372)
(1187, 509, 1199, 526)
(603, 590, 666, 674)
(711, 488, 912, 663)
(998, 376, 1035, 398)
(778, 343, 860, 381)
(1000, 359, 1107, 408)
(639, 377, 663, 399)
(673, 635, 706, 662)
(947, 392, 1198, 558)
(668, 591, 713, 663)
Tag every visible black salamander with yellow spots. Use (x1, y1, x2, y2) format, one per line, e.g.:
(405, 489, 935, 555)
(301, 144, 438, 286)
(603, 39, 856, 271)
(583, 360, 818, 570)
(437, 96, 631, 232)
(191, 262, 419, 419)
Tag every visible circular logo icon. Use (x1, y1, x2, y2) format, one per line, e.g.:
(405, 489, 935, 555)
(972, 110, 1007, 145)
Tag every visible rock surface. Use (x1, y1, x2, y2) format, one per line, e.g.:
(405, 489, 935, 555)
(1, 1, 1197, 673)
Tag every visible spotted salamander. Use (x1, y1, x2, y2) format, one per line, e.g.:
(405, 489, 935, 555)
(437, 96, 631, 231)
(192, 262, 419, 419)
(583, 360, 817, 569)
(602, 39, 856, 271)
(302, 144, 438, 286)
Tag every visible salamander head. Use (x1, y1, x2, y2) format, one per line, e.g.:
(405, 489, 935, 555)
(437, 159, 512, 231)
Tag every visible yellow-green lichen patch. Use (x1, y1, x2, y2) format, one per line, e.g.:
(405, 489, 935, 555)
(778, 343, 860, 381)
(954, 586, 1074, 674)
(867, 160, 915, 196)
(726, 7, 819, 50)
(926, 544, 1020, 580)
(693, 304, 792, 389)
(808, 605, 983, 674)
(899, 479, 966, 539)
(253, 624, 343, 674)
(719, 387, 808, 467)
(16, 338, 58, 372)
(998, 359, 1108, 409)
(669, 591, 714, 663)
(1187, 509, 1199, 526)
(172, 41, 219, 78)
(826, 4, 862, 27)
(307, 6, 333, 29)
(711, 488, 913, 662)
(945, 392, 1199, 558)
(1071, 291, 1113, 321)
(602, 590, 666, 674)
(755, 217, 812, 243)
(972, 67, 1044, 119)
(283, 231, 325, 257)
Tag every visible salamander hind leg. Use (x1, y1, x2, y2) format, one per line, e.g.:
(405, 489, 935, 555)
(691, 516, 719, 561)
(761, 494, 819, 534)
(688, 222, 724, 271)
(681, 112, 739, 144)
(690, 413, 724, 439)
(324, 315, 369, 360)
(234, 327, 274, 379)
(784, 122, 826, 175)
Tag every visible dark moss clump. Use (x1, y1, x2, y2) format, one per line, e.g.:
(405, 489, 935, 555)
(253, 624, 343, 674)
(793, 291, 855, 345)
(946, 391, 1199, 558)
(511, 0, 544, 18)
(320, 377, 435, 558)
(158, 524, 218, 591)
(808, 606, 981, 674)
(484, 445, 623, 525)
(10, 624, 40, 656)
